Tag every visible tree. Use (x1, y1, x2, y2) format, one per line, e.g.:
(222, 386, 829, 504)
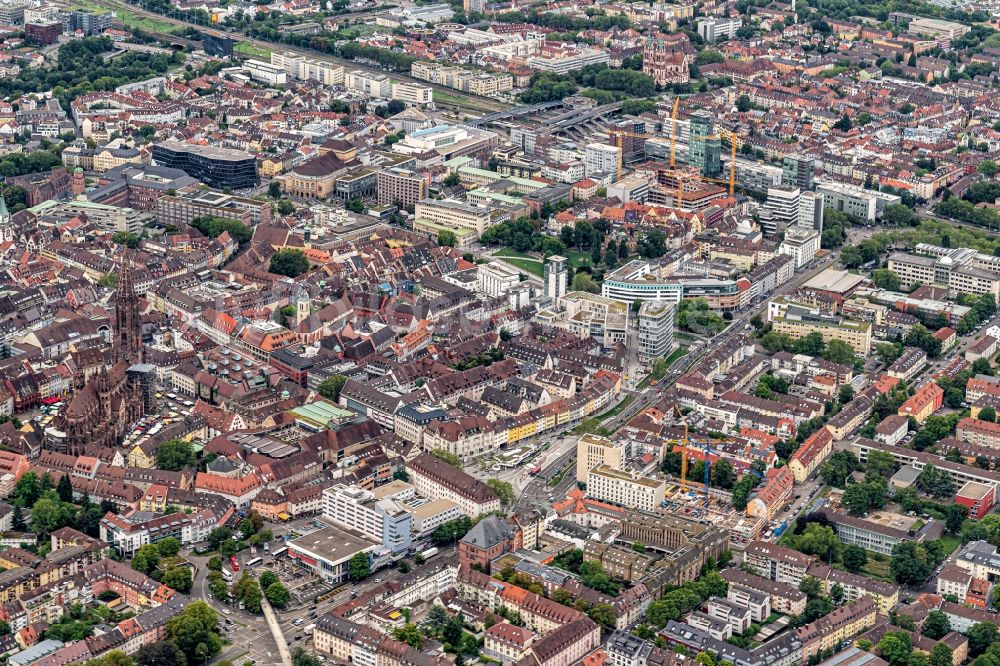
(929, 644, 952, 666)
(842, 544, 867, 571)
(268, 181, 282, 198)
(259, 570, 279, 589)
(207, 556, 223, 572)
(162, 566, 193, 594)
(820, 450, 859, 488)
(795, 523, 841, 562)
(394, 624, 423, 649)
(890, 542, 934, 585)
(830, 582, 844, 604)
(345, 198, 365, 214)
(269, 249, 309, 277)
(838, 384, 856, 404)
(132, 544, 161, 575)
(265, 582, 290, 608)
(825, 339, 856, 366)
(437, 230, 457, 247)
(57, 473, 74, 503)
(135, 641, 185, 666)
(11, 505, 24, 531)
(944, 503, 968, 535)
(588, 603, 617, 629)
(834, 114, 853, 132)
(207, 527, 232, 550)
(842, 483, 874, 516)
(486, 479, 515, 507)
(878, 634, 912, 666)
(968, 622, 998, 657)
(731, 474, 757, 511)
(348, 552, 371, 582)
(712, 459, 735, 490)
(799, 576, 822, 598)
(292, 648, 323, 666)
(277, 200, 295, 216)
(736, 94, 752, 112)
(317, 375, 348, 402)
(922, 610, 950, 640)
(872, 269, 902, 291)
(165, 601, 221, 665)
(572, 272, 599, 293)
(157, 439, 196, 472)
(981, 406, 997, 423)
(157, 537, 181, 558)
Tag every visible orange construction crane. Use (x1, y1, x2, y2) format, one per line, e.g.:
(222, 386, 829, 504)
(610, 128, 653, 181)
(675, 138, 737, 208)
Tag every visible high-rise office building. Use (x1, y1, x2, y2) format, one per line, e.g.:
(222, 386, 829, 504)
(759, 185, 801, 235)
(689, 111, 721, 178)
(782, 155, 815, 191)
(798, 191, 825, 233)
(544, 255, 568, 300)
(637, 300, 676, 363)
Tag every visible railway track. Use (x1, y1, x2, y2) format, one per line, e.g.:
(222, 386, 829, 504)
(96, 0, 511, 114)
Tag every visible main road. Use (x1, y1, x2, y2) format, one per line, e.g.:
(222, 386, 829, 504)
(93, 0, 510, 114)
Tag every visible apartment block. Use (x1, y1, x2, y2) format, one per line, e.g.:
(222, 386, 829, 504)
(576, 434, 627, 483)
(586, 465, 666, 512)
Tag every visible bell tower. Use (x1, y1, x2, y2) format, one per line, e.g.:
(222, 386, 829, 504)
(112, 259, 142, 365)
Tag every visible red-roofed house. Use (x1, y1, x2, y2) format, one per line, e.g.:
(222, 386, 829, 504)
(789, 428, 833, 482)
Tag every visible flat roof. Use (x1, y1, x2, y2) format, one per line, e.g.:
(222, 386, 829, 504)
(802, 268, 866, 295)
(288, 524, 377, 565)
(154, 140, 254, 162)
(290, 401, 354, 427)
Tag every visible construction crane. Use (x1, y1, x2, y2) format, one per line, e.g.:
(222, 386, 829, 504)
(677, 426, 715, 507)
(610, 128, 653, 182)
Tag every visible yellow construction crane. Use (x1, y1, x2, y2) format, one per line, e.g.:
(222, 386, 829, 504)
(610, 128, 653, 182)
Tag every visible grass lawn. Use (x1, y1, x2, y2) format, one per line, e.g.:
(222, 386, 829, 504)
(595, 395, 635, 420)
(564, 250, 594, 269)
(235, 42, 272, 59)
(494, 248, 544, 277)
(939, 534, 962, 555)
(665, 345, 689, 367)
(861, 557, 893, 582)
(498, 256, 543, 277)
(494, 247, 540, 260)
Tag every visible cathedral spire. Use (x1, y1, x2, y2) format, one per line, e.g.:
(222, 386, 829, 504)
(112, 256, 142, 366)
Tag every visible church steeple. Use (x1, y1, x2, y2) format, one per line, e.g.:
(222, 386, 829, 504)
(112, 257, 142, 366)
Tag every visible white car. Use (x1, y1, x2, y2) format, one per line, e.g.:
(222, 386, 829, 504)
(222, 609, 232, 616)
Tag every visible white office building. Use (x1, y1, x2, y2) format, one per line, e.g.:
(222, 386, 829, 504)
(479, 261, 521, 298)
(346, 70, 392, 98)
(759, 185, 800, 235)
(244, 59, 287, 85)
(585, 143, 620, 178)
(816, 181, 901, 222)
(637, 300, 676, 363)
(798, 190, 824, 232)
(698, 17, 741, 41)
(779, 228, 820, 269)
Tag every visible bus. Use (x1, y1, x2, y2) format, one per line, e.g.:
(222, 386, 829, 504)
(221, 568, 233, 582)
(272, 547, 288, 558)
(246, 557, 263, 568)
(230, 556, 240, 573)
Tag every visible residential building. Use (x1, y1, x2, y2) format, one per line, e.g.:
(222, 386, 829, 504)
(586, 465, 666, 512)
(407, 452, 501, 517)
